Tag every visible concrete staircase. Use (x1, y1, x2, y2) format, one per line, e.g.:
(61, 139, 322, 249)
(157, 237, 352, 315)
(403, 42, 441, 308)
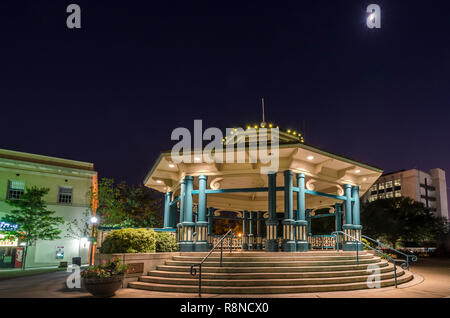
(128, 251, 414, 294)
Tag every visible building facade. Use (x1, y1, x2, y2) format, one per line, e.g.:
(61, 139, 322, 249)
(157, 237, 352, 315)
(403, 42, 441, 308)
(362, 168, 449, 220)
(0, 148, 97, 268)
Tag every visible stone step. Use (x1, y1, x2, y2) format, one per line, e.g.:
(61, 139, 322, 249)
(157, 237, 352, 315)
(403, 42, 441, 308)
(148, 263, 395, 279)
(128, 271, 414, 294)
(172, 255, 374, 262)
(164, 257, 380, 267)
(139, 269, 404, 287)
(156, 261, 389, 273)
(179, 251, 366, 257)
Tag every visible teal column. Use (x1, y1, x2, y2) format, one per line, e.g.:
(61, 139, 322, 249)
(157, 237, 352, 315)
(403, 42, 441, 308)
(169, 205, 177, 228)
(351, 185, 363, 251)
(256, 211, 263, 250)
(242, 211, 248, 249)
(295, 173, 308, 251)
(177, 179, 186, 244)
(265, 173, 278, 252)
(207, 208, 214, 249)
(180, 176, 195, 252)
(344, 184, 352, 225)
(248, 212, 255, 249)
(343, 184, 361, 251)
(306, 209, 312, 249)
(163, 192, 172, 228)
(195, 175, 208, 251)
(282, 170, 296, 252)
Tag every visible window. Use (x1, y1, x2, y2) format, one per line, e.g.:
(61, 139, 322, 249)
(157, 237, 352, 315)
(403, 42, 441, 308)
(379, 193, 386, 199)
(370, 194, 378, 202)
(58, 187, 72, 204)
(7, 180, 25, 199)
(386, 192, 394, 198)
(394, 179, 401, 187)
(378, 183, 385, 190)
(386, 181, 393, 189)
(370, 185, 377, 192)
(395, 191, 402, 197)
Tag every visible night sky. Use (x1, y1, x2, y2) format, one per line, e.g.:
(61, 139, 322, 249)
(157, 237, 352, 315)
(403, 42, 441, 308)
(0, 1, 449, 203)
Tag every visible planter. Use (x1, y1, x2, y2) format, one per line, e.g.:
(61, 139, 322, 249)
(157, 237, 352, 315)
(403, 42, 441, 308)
(83, 275, 124, 297)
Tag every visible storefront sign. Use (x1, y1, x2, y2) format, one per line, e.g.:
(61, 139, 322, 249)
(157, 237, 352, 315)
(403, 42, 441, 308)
(0, 235, 18, 247)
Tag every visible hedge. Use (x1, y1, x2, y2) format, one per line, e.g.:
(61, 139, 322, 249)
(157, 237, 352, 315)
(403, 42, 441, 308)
(101, 228, 157, 253)
(155, 232, 179, 252)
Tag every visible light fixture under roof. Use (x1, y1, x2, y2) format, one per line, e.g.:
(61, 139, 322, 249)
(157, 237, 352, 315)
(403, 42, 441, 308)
(355, 169, 361, 173)
(156, 180, 162, 183)
(194, 157, 201, 162)
(168, 164, 175, 168)
(307, 155, 314, 160)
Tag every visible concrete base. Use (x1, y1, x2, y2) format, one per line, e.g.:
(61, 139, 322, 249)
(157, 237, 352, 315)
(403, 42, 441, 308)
(194, 242, 208, 252)
(296, 241, 309, 252)
(265, 240, 278, 252)
(178, 242, 195, 252)
(343, 242, 364, 251)
(282, 241, 296, 252)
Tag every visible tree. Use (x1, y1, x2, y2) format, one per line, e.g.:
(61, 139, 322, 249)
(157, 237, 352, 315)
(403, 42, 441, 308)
(65, 209, 92, 257)
(2, 187, 65, 270)
(88, 178, 162, 228)
(361, 197, 448, 248)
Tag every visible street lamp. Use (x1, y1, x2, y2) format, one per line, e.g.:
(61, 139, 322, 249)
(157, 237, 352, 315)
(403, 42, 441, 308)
(89, 215, 98, 266)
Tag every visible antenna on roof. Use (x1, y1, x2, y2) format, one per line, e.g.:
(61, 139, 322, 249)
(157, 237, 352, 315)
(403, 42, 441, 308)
(261, 98, 267, 128)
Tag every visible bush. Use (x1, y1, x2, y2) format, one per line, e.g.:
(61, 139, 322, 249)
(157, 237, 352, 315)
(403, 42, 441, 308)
(155, 232, 178, 252)
(101, 228, 156, 253)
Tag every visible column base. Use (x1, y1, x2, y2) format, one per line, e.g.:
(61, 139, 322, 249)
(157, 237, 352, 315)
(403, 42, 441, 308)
(282, 241, 296, 252)
(194, 241, 208, 252)
(178, 242, 195, 252)
(296, 241, 308, 252)
(265, 240, 278, 252)
(343, 242, 364, 251)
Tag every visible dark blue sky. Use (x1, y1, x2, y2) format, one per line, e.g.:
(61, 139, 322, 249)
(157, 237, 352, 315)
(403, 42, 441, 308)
(0, 1, 449, 204)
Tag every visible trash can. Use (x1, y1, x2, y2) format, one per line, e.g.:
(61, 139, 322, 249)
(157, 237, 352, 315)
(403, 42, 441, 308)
(72, 257, 81, 266)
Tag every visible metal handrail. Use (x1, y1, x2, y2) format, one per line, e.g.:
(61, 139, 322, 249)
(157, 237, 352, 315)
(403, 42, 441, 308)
(332, 231, 413, 288)
(190, 229, 234, 297)
(361, 235, 418, 270)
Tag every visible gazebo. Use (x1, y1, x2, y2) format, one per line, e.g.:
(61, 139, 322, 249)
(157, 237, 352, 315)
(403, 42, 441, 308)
(144, 124, 382, 252)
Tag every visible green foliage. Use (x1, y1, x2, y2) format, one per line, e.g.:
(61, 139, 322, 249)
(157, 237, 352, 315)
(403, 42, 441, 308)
(361, 197, 449, 248)
(3, 187, 65, 244)
(155, 232, 178, 252)
(88, 178, 162, 228)
(101, 228, 156, 253)
(81, 257, 128, 278)
(361, 238, 372, 250)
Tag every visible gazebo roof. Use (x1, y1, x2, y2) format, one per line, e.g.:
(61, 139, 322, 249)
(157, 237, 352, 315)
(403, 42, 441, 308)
(143, 129, 382, 212)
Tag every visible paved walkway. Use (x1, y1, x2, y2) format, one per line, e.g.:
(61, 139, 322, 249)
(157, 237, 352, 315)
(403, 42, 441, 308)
(0, 258, 447, 298)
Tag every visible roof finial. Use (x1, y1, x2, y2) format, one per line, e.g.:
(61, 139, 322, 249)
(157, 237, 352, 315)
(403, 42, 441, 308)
(261, 98, 267, 128)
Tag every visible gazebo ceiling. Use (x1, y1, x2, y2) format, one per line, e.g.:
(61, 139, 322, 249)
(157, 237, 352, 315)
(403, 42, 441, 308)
(144, 141, 382, 212)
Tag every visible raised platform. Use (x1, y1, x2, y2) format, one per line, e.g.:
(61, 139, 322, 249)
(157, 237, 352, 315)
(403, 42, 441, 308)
(128, 251, 414, 294)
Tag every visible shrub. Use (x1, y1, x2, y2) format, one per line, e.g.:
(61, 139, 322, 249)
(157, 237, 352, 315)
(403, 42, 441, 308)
(155, 232, 178, 252)
(101, 228, 156, 253)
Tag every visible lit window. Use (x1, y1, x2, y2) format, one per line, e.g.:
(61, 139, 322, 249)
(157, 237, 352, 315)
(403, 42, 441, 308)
(379, 193, 386, 199)
(394, 179, 401, 187)
(395, 191, 402, 197)
(370, 194, 378, 201)
(378, 183, 385, 190)
(386, 181, 393, 189)
(370, 185, 377, 192)
(7, 180, 25, 199)
(58, 187, 72, 204)
(386, 192, 394, 198)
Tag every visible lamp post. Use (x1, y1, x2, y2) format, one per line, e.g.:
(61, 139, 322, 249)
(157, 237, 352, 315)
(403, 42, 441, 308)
(89, 216, 98, 266)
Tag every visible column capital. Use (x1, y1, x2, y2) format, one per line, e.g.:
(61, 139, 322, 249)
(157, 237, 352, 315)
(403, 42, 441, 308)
(185, 175, 194, 181)
(284, 170, 293, 176)
(198, 174, 208, 181)
(296, 172, 305, 179)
